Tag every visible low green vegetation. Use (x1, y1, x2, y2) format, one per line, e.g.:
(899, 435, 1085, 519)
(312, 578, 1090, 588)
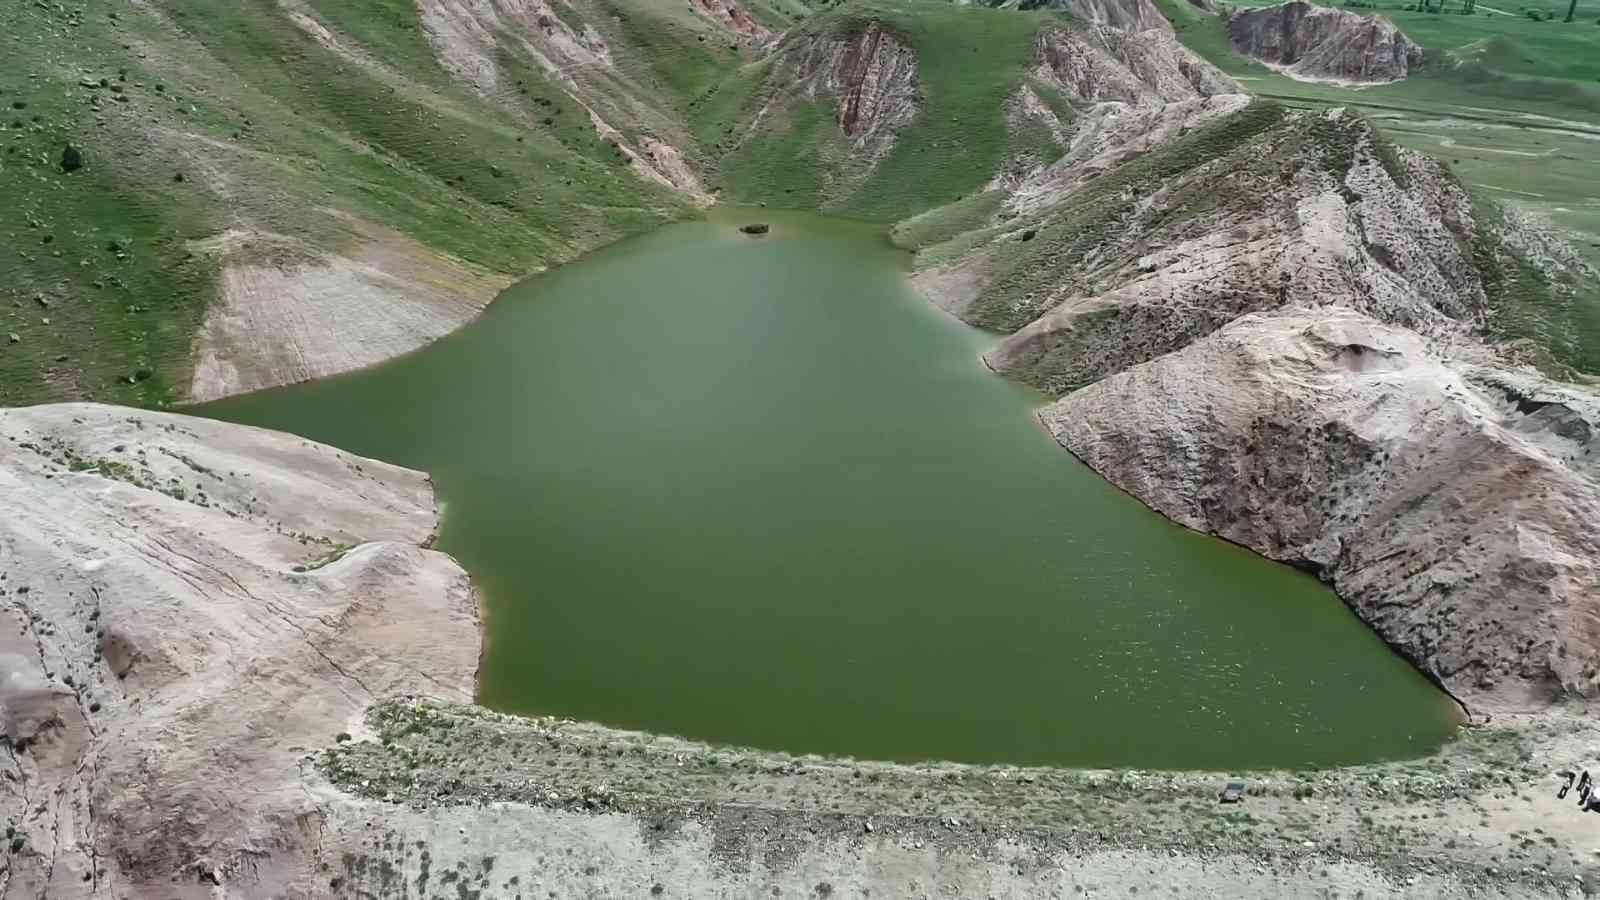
(1157, 0, 1600, 121)
(1153, 0, 1600, 375)
(963, 100, 1288, 333)
(713, 0, 1065, 218)
(1472, 201, 1600, 373)
(890, 190, 1010, 250)
(817, 1, 1058, 219)
(3, 0, 1597, 406)
(720, 99, 846, 207)
(0, 0, 688, 407)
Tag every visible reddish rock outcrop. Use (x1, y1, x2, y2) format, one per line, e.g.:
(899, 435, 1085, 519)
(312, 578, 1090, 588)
(690, 0, 772, 41)
(782, 22, 919, 165)
(1226, 1, 1422, 84)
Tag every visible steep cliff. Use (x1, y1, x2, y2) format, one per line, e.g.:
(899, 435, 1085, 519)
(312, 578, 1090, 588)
(1031, 23, 1241, 107)
(3, 396, 1585, 894)
(1045, 309, 1600, 709)
(2, 1, 1599, 892)
(690, 0, 776, 41)
(1, 0, 713, 409)
(982, 110, 1483, 392)
(412, 0, 711, 198)
(779, 22, 920, 166)
(1225, 1, 1423, 84)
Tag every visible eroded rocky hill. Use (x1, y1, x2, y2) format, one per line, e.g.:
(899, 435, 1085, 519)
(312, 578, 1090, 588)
(1048, 309, 1600, 708)
(0, 0, 790, 407)
(899, 90, 1600, 709)
(1224, 1, 1422, 84)
(1, 0, 1599, 894)
(985, 0, 1175, 32)
(0, 404, 479, 895)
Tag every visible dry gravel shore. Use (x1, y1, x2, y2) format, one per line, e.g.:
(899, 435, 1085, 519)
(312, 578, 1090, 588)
(310, 699, 1600, 898)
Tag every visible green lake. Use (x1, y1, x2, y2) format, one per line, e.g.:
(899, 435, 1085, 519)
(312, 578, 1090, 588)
(197, 209, 1459, 770)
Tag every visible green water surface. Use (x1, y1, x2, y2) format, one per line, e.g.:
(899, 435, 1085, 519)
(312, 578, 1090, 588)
(197, 209, 1458, 769)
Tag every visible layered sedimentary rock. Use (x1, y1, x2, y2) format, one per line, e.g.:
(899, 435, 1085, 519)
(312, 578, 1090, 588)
(412, 0, 709, 196)
(780, 22, 920, 164)
(189, 225, 513, 402)
(984, 110, 1482, 392)
(690, 0, 773, 40)
(1045, 309, 1600, 709)
(1032, 24, 1242, 107)
(987, 24, 1245, 192)
(0, 404, 479, 894)
(904, 93, 1600, 706)
(1226, 1, 1423, 84)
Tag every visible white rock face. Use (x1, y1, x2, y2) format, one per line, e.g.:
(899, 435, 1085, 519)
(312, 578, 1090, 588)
(904, 30, 1600, 707)
(928, 107, 1486, 399)
(1032, 25, 1241, 109)
(1058, 0, 1174, 33)
(0, 404, 478, 894)
(994, 23, 1244, 194)
(412, 0, 709, 198)
(189, 226, 513, 402)
(1002, 94, 1251, 215)
(1043, 309, 1600, 709)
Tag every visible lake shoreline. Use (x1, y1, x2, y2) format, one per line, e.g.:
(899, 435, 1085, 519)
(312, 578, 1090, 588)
(1024, 398, 1479, 730)
(4, 399, 1586, 897)
(182, 206, 1589, 892)
(198, 207, 1458, 770)
(316, 697, 1597, 896)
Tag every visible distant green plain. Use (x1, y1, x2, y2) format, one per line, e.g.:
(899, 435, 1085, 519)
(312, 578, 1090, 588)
(1157, 0, 1600, 373)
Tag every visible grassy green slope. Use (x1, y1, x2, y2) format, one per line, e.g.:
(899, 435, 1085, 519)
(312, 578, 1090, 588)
(959, 101, 1290, 334)
(1156, 0, 1600, 120)
(4, 0, 1596, 406)
(710, 0, 1063, 219)
(1152, 0, 1600, 375)
(825, 1, 1057, 219)
(0, 0, 688, 407)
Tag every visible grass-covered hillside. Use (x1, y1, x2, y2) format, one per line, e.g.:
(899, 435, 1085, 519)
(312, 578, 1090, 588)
(714, 0, 1068, 219)
(2, 0, 1596, 407)
(1149, 0, 1600, 374)
(0, 0, 713, 407)
(0, 0, 1076, 407)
